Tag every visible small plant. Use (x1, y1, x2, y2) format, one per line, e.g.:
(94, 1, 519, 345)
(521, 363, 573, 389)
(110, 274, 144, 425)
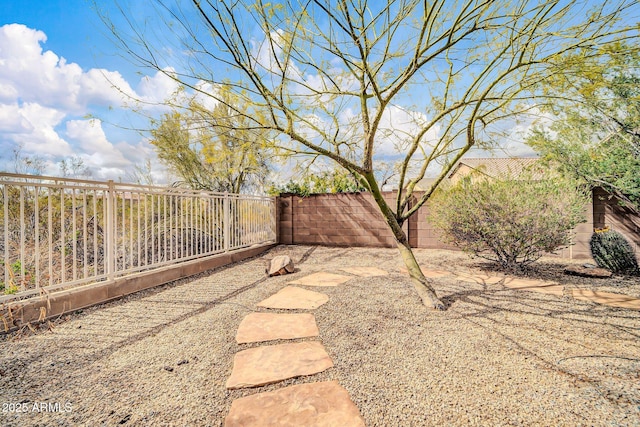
(2, 268, 20, 295)
(269, 169, 366, 196)
(2, 260, 24, 295)
(589, 228, 639, 274)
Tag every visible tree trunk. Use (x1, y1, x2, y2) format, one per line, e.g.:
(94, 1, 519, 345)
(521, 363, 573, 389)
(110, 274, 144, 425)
(365, 174, 445, 310)
(396, 232, 446, 310)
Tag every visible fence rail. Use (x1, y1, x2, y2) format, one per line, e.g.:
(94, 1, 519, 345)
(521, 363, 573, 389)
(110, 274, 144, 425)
(0, 173, 276, 303)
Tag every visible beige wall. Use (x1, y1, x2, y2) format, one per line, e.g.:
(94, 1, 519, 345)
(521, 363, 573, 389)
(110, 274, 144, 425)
(277, 189, 639, 260)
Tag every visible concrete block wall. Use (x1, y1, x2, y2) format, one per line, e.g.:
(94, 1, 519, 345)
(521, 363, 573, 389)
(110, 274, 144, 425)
(278, 191, 452, 249)
(276, 189, 639, 260)
(278, 192, 400, 247)
(407, 196, 457, 250)
(556, 200, 594, 259)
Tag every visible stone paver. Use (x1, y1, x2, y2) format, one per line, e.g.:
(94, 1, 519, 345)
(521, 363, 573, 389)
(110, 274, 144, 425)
(235, 313, 319, 344)
(455, 272, 504, 285)
(256, 286, 329, 310)
(224, 380, 366, 427)
(423, 268, 453, 279)
(502, 277, 565, 296)
(570, 289, 640, 310)
(226, 341, 334, 389)
(339, 266, 388, 277)
(288, 272, 352, 287)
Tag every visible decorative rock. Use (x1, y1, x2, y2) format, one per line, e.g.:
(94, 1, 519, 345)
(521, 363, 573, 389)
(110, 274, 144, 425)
(288, 272, 352, 287)
(339, 267, 388, 277)
(224, 380, 366, 427)
(256, 286, 329, 310)
(570, 289, 640, 310)
(236, 313, 320, 344)
(267, 255, 295, 276)
(225, 341, 334, 389)
(564, 265, 613, 278)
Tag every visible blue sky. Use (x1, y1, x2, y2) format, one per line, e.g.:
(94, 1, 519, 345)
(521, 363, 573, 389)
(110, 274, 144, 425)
(4, 0, 616, 183)
(0, 0, 179, 181)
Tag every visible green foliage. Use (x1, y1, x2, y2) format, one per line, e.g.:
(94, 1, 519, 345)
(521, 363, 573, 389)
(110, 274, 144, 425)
(429, 172, 589, 270)
(1, 260, 22, 295)
(589, 229, 639, 274)
(527, 45, 640, 210)
(268, 169, 367, 196)
(150, 88, 275, 194)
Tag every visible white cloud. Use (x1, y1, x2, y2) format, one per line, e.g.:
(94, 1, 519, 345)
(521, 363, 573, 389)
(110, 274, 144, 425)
(0, 102, 71, 156)
(488, 106, 554, 158)
(192, 81, 220, 110)
(374, 105, 439, 157)
(136, 68, 182, 106)
(0, 23, 170, 181)
(0, 103, 34, 134)
(0, 24, 135, 112)
(65, 119, 130, 166)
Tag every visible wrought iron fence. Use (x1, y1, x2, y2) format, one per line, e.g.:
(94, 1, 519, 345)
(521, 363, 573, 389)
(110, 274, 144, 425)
(0, 173, 276, 302)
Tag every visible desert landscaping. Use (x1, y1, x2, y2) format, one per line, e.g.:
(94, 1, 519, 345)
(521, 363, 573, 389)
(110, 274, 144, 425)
(1, 245, 639, 426)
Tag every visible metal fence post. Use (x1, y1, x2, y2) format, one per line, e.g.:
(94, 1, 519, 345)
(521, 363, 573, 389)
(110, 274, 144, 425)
(105, 180, 115, 280)
(3, 183, 8, 291)
(223, 192, 230, 252)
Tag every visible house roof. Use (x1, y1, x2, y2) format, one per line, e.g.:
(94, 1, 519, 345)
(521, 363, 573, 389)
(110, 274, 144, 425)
(411, 157, 542, 191)
(447, 157, 541, 179)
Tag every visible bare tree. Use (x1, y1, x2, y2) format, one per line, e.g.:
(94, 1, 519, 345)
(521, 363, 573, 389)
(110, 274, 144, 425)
(105, 0, 639, 309)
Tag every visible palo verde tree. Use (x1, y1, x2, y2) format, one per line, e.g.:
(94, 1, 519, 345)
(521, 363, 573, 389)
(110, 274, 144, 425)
(105, 0, 640, 309)
(150, 88, 274, 193)
(527, 45, 640, 211)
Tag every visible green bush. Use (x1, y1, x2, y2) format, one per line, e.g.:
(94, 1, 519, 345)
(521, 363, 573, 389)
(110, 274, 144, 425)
(589, 228, 639, 274)
(429, 172, 589, 271)
(269, 169, 366, 196)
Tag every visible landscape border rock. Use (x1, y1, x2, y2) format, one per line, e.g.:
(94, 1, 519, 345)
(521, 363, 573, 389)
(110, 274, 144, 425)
(266, 255, 295, 277)
(564, 265, 613, 278)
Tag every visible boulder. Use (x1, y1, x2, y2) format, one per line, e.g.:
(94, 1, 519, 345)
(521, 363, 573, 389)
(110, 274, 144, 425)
(564, 265, 613, 278)
(266, 255, 295, 277)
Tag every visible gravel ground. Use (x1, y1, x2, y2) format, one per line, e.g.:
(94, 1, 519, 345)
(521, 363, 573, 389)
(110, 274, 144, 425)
(1, 245, 639, 426)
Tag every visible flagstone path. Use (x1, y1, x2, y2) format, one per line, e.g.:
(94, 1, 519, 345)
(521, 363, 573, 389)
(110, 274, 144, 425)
(256, 286, 329, 310)
(224, 268, 372, 426)
(287, 272, 352, 287)
(415, 266, 640, 309)
(225, 263, 640, 425)
(235, 313, 319, 344)
(225, 341, 334, 389)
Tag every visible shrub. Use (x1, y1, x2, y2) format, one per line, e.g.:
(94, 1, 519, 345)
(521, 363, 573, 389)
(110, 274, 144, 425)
(589, 228, 639, 274)
(429, 172, 589, 271)
(269, 169, 366, 196)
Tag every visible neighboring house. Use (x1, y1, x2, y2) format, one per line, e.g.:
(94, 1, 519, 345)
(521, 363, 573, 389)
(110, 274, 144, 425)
(446, 157, 541, 183)
(414, 156, 639, 259)
(414, 157, 540, 190)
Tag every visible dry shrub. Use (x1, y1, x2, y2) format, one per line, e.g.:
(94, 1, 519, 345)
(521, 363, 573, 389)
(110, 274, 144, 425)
(429, 172, 589, 271)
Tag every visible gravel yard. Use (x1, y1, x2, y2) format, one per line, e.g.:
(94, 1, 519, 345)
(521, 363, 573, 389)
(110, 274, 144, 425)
(1, 245, 639, 426)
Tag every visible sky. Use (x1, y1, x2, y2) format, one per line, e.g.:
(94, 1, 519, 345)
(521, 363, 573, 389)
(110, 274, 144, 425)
(0, 0, 550, 184)
(0, 0, 182, 181)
